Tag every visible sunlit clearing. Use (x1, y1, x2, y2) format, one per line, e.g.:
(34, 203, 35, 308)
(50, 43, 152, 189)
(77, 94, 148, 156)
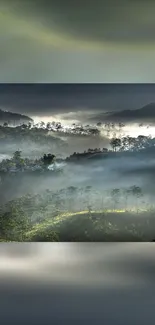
(31, 116, 56, 124)
(123, 124, 155, 138)
(31, 115, 80, 125)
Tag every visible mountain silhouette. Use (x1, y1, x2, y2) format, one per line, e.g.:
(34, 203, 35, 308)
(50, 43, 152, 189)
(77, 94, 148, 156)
(0, 109, 33, 125)
(89, 103, 155, 124)
(105, 103, 155, 122)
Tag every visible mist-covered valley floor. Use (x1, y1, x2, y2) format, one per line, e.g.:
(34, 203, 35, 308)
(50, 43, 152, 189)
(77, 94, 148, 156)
(1, 120, 155, 241)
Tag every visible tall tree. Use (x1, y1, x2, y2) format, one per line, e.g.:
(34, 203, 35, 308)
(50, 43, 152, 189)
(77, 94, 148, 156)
(110, 138, 121, 152)
(111, 188, 120, 210)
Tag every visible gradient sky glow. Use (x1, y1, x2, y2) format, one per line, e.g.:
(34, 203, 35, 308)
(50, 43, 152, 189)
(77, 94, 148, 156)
(1, 0, 155, 82)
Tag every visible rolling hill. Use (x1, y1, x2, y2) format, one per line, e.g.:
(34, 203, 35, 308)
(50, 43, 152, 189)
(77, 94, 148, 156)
(0, 109, 33, 125)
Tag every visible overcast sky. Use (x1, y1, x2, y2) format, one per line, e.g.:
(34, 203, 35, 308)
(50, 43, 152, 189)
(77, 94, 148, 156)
(0, 84, 155, 119)
(1, 0, 155, 82)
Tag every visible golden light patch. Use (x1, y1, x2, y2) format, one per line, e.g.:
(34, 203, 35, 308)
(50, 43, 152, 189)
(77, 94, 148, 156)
(1, 8, 155, 51)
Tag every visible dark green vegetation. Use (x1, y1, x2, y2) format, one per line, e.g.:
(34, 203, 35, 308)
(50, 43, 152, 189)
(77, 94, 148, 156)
(0, 123, 67, 157)
(0, 185, 155, 242)
(25, 210, 151, 242)
(1, 121, 155, 158)
(1, 120, 155, 242)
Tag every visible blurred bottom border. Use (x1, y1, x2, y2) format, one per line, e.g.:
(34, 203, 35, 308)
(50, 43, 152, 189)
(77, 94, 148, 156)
(0, 243, 155, 325)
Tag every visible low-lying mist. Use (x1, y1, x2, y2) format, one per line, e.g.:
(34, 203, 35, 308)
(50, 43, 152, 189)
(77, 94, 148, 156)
(1, 147, 155, 203)
(1, 119, 155, 241)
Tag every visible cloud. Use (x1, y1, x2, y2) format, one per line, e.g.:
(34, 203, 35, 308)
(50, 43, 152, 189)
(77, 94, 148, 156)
(3, 0, 155, 44)
(1, 1, 155, 82)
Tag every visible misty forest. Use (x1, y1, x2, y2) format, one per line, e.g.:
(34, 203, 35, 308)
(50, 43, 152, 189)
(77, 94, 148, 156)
(1, 106, 155, 242)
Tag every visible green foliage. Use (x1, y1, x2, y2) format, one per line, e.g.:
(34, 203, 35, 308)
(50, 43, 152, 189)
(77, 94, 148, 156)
(1, 121, 155, 242)
(0, 205, 31, 241)
(13, 150, 22, 160)
(25, 211, 144, 242)
(110, 138, 122, 151)
(0, 183, 154, 242)
(41, 153, 56, 166)
(26, 230, 59, 242)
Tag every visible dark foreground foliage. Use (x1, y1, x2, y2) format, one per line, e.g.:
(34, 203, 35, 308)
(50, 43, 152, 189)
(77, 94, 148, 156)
(0, 186, 155, 242)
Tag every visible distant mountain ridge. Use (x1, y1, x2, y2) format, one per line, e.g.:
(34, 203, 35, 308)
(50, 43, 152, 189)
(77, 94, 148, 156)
(0, 109, 33, 125)
(88, 102, 155, 124)
(105, 103, 155, 123)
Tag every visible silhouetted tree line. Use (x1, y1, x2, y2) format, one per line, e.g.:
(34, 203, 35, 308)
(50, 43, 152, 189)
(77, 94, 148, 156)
(41, 154, 56, 166)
